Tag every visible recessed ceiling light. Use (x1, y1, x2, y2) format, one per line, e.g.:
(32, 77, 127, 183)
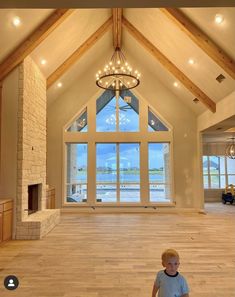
(173, 82, 179, 88)
(57, 82, 62, 88)
(188, 58, 195, 65)
(40, 59, 47, 65)
(215, 14, 224, 24)
(12, 16, 21, 27)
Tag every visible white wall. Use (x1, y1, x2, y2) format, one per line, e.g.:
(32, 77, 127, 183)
(134, 67, 201, 209)
(198, 91, 235, 132)
(47, 64, 101, 208)
(204, 189, 223, 202)
(0, 68, 18, 200)
(0, 68, 19, 238)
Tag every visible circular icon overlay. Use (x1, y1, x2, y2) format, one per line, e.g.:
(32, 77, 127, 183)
(4, 275, 19, 290)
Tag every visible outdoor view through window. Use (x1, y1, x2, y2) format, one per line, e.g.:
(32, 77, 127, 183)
(65, 90, 171, 205)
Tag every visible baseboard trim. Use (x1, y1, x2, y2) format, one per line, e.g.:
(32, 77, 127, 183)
(61, 206, 202, 214)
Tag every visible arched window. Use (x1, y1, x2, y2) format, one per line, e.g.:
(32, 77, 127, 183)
(64, 90, 173, 206)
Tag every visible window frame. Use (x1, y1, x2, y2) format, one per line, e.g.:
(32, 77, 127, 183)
(63, 90, 174, 207)
(203, 155, 235, 189)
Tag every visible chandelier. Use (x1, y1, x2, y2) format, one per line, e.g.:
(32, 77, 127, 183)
(95, 47, 140, 91)
(225, 137, 235, 159)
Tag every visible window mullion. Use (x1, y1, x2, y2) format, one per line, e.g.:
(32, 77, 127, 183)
(218, 156, 221, 188)
(225, 156, 228, 186)
(88, 141, 96, 205)
(208, 156, 211, 188)
(116, 94, 119, 132)
(117, 143, 120, 203)
(140, 142, 149, 204)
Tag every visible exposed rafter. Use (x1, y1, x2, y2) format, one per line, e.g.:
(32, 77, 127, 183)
(160, 8, 235, 80)
(0, 9, 74, 82)
(123, 17, 216, 113)
(47, 17, 112, 89)
(112, 8, 123, 49)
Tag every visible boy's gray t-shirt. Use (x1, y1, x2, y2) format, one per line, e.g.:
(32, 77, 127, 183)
(155, 270, 189, 297)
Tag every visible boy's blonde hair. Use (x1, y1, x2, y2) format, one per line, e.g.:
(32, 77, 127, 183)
(161, 249, 179, 263)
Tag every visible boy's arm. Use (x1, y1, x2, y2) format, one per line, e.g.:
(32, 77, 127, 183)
(181, 294, 189, 297)
(151, 283, 159, 297)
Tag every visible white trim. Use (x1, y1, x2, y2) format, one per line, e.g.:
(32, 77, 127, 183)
(203, 155, 235, 189)
(63, 88, 174, 207)
(60, 206, 208, 215)
(63, 88, 104, 131)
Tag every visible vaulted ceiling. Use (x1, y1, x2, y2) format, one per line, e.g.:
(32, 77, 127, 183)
(0, 7, 235, 116)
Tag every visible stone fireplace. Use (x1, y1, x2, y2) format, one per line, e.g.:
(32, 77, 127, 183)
(15, 57, 60, 240)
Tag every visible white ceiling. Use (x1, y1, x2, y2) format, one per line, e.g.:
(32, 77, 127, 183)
(0, 9, 53, 62)
(31, 9, 111, 78)
(0, 7, 235, 128)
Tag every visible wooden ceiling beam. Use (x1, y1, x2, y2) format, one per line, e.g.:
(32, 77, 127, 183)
(112, 8, 123, 49)
(0, 9, 74, 82)
(122, 17, 216, 113)
(47, 17, 112, 89)
(160, 8, 235, 80)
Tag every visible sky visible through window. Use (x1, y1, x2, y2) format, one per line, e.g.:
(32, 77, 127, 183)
(75, 144, 166, 169)
(66, 89, 171, 202)
(96, 96, 139, 132)
(95, 143, 165, 169)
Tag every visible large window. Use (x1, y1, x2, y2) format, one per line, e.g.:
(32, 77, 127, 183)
(203, 156, 235, 189)
(64, 90, 172, 205)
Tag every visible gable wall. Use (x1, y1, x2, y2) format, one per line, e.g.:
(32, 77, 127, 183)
(47, 62, 202, 210)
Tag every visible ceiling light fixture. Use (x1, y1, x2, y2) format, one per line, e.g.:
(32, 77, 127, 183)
(225, 137, 235, 159)
(40, 59, 47, 65)
(188, 58, 195, 65)
(57, 82, 62, 88)
(12, 16, 21, 27)
(173, 82, 179, 88)
(215, 14, 224, 24)
(95, 47, 140, 92)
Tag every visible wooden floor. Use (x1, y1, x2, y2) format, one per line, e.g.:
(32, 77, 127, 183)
(0, 203, 235, 297)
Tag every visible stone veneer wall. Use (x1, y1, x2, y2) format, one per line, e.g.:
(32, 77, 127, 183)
(16, 57, 60, 239)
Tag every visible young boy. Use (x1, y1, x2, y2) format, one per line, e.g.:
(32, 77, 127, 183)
(152, 249, 189, 297)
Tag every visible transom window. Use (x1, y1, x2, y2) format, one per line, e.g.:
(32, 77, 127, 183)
(64, 89, 173, 206)
(96, 90, 139, 132)
(67, 108, 87, 132)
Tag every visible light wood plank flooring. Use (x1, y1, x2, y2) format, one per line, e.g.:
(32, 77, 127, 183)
(0, 203, 235, 297)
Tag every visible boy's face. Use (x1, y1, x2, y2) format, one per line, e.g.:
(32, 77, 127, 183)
(162, 256, 180, 275)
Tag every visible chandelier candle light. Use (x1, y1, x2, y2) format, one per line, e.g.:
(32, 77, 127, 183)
(96, 47, 140, 93)
(225, 137, 235, 159)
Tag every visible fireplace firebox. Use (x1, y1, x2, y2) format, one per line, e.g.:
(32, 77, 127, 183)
(28, 184, 41, 215)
